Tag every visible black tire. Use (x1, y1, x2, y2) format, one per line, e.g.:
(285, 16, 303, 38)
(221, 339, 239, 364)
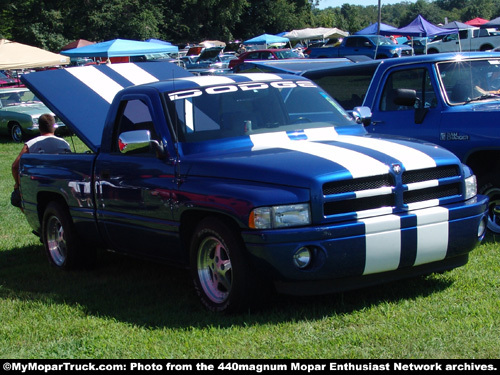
(42, 200, 95, 269)
(427, 49, 438, 54)
(479, 174, 500, 234)
(10, 123, 23, 142)
(190, 218, 261, 313)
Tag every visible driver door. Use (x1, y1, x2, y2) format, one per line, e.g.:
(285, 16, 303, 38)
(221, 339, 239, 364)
(367, 66, 443, 143)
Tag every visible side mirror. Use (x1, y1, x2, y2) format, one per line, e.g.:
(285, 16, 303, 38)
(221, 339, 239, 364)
(393, 88, 417, 107)
(352, 106, 372, 126)
(118, 130, 165, 158)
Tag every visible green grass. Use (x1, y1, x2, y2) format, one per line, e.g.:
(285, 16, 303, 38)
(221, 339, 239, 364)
(0, 137, 499, 359)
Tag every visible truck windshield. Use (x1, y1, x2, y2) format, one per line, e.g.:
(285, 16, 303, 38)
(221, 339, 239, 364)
(438, 58, 500, 104)
(165, 79, 355, 143)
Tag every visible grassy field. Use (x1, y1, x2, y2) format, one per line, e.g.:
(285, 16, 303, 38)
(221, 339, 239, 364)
(0, 137, 499, 359)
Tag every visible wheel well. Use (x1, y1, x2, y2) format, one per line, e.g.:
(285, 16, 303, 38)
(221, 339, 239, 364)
(480, 44, 494, 51)
(36, 192, 67, 224)
(7, 121, 21, 130)
(427, 48, 438, 54)
(465, 151, 500, 183)
(179, 210, 243, 253)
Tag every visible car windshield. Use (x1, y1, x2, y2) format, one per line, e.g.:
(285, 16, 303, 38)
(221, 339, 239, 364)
(438, 57, 500, 104)
(0, 90, 41, 106)
(165, 79, 356, 143)
(274, 50, 300, 59)
(369, 36, 394, 46)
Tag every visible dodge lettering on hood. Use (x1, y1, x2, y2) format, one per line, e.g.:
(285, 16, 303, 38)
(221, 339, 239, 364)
(18, 62, 488, 312)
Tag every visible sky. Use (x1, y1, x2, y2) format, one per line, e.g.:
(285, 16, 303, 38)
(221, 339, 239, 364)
(318, 0, 417, 9)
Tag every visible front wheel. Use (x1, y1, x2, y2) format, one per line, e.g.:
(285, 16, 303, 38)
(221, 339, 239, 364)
(190, 218, 261, 313)
(42, 201, 95, 269)
(479, 175, 500, 234)
(10, 123, 23, 142)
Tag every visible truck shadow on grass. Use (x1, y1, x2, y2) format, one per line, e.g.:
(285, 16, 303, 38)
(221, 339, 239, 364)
(0, 243, 459, 328)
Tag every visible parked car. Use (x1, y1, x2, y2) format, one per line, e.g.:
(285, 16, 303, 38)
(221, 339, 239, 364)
(0, 87, 67, 142)
(229, 48, 303, 70)
(0, 71, 20, 87)
(403, 39, 426, 55)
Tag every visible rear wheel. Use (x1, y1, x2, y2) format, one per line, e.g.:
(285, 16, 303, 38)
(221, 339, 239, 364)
(42, 201, 95, 269)
(10, 123, 23, 142)
(190, 218, 261, 313)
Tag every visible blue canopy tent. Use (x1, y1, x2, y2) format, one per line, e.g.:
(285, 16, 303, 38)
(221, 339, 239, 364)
(355, 22, 397, 35)
(61, 38, 178, 59)
(243, 34, 290, 48)
(380, 15, 456, 38)
(146, 38, 173, 45)
(379, 15, 457, 54)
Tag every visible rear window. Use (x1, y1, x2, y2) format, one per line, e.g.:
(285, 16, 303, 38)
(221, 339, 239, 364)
(305, 64, 378, 110)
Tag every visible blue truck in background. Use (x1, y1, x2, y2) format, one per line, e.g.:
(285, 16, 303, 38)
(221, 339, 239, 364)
(306, 35, 414, 59)
(18, 62, 488, 312)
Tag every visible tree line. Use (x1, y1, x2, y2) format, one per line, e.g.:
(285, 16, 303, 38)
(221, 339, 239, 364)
(2, 0, 500, 52)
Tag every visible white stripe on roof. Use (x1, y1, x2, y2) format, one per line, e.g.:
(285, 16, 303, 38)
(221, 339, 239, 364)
(181, 76, 237, 87)
(236, 73, 284, 81)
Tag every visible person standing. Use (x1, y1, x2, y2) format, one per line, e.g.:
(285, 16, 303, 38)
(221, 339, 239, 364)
(11, 114, 71, 208)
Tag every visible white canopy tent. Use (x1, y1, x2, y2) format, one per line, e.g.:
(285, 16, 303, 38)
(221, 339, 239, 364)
(0, 39, 69, 70)
(283, 27, 348, 41)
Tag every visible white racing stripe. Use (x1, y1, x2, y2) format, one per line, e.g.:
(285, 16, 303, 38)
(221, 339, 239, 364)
(339, 135, 436, 171)
(414, 206, 449, 265)
(361, 206, 449, 274)
(108, 63, 159, 85)
(66, 66, 123, 104)
(250, 133, 389, 178)
(362, 215, 401, 275)
(181, 76, 237, 86)
(303, 127, 338, 141)
(236, 73, 283, 81)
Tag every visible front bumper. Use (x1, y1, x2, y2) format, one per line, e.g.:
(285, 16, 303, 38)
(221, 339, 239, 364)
(243, 195, 488, 295)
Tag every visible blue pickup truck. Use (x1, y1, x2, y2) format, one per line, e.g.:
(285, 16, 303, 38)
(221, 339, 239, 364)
(18, 62, 487, 312)
(306, 35, 413, 59)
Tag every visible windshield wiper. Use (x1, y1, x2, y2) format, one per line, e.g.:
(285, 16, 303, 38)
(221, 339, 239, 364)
(465, 93, 500, 103)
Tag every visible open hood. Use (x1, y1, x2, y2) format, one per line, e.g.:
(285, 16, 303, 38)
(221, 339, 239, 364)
(21, 62, 192, 151)
(196, 47, 224, 62)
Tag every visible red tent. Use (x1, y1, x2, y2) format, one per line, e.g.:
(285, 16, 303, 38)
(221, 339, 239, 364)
(61, 39, 95, 51)
(464, 17, 489, 27)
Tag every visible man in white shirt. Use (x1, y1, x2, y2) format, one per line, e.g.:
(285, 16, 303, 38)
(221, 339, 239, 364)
(11, 114, 71, 208)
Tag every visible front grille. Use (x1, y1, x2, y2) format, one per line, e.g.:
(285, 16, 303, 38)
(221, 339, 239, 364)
(323, 175, 394, 195)
(404, 183, 461, 204)
(324, 194, 395, 216)
(322, 164, 462, 219)
(402, 165, 459, 184)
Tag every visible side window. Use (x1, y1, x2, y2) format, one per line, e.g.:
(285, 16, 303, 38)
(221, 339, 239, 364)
(113, 99, 159, 154)
(345, 38, 357, 47)
(380, 68, 437, 111)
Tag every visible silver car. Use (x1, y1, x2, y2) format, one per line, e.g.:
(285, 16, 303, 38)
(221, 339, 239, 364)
(0, 87, 67, 142)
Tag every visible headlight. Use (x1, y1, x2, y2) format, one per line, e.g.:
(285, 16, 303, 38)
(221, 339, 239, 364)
(464, 174, 477, 200)
(390, 49, 397, 55)
(31, 116, 39, 126)
(250, 203, 311, 229)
